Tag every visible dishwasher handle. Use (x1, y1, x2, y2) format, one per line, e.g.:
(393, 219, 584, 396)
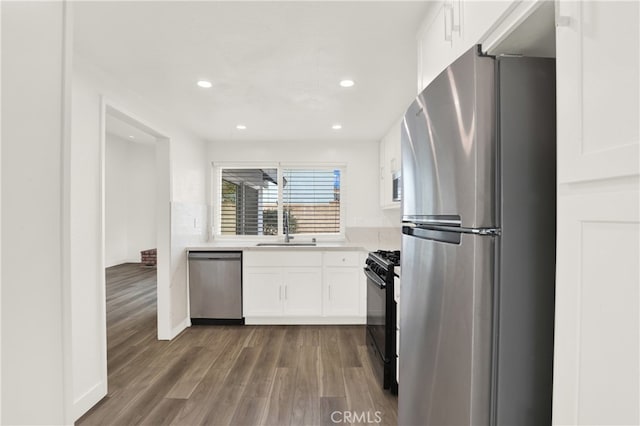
(188, 251, 242, 260)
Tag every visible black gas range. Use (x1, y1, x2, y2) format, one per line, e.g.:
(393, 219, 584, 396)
(363, 250, 399, 394)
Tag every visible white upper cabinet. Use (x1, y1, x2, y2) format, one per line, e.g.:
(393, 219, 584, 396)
(379, 118, 402, 209)
(418, 0, 509, 92)
(461, 1, 514, 48)
(418, 0, 557, 93)
(555, 0, 639, 183)
(417, 1, 464, 92)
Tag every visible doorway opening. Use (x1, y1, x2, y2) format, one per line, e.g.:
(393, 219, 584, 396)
(101, 103, 172, 353)
(105, 113, 158, 269)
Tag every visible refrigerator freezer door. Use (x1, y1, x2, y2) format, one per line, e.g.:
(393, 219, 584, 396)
(398, 231, 495, 426)
(401, 46, 497, 228)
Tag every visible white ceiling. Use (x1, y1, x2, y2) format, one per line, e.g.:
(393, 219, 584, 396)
(73, 1, 430, 143)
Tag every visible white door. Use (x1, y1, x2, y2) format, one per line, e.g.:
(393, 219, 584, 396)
(417, 2, 459, 92)
(243, 268, 283, 316)
(283, 268, 322, 316)
(323, 267, 361, 316)
(553, 1, 639, 425)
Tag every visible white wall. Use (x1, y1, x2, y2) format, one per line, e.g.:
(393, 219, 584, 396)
(169, 131, 208, 331)
(0, 4, 3, 420)
(105, 134, 128, 265)
(70, 63, 106, 420)
(70, 55, 207, 420)
(208, 139, 399, 230)
(105, 134, 156, 267)
(2, 2, 72, 424)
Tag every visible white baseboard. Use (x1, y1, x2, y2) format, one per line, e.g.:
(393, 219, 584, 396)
(105, 258, 139, 268)
(245, 316, 365, 325)
(73, 380, 107, 421)
(169, 317, 191, 339)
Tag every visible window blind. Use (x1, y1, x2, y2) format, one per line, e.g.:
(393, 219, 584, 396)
(220, 168, 279, 236)
(282, 169, 341, 234)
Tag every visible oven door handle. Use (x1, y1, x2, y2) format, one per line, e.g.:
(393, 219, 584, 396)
(364, 267, 386, 289)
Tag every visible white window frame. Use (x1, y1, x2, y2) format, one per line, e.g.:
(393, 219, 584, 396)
(211, 162, 346, 242)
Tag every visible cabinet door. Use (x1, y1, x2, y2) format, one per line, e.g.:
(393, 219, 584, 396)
(380, 119, 402, 209)
(243, 268, 283, 316)
(556, 1, 639, 182)
(323, 267, 361, 316)
(387, 120, 401, 177)
(462, 0, 513, 48)
(379, 136, 387, 207)
(417, 1, 465, 92)
(283, 268, 322, 316)
(553, 2, 640, 425)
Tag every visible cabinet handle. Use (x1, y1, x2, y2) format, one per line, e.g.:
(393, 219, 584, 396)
(279, 285, 282, 301)
(329, 285, 332, 300)
(451, 0, 461, 34)
(444, 3, 453, 42)
(555, 3, 571, 27)
(285, 286, 288, 300)
(556, 15, 571, 27)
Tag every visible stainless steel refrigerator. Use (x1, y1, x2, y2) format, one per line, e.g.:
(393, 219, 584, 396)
(399, 46, 556, 426)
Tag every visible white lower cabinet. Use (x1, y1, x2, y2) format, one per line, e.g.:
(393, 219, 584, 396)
(323, 267, 360, 316)
(243, 250, 365, 324)
(243, 268, 283, 316)
(243, 267, 322, 316)
(282, 268, 322, 316)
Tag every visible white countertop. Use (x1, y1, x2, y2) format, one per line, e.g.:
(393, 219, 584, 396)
(187, 243, 366, 252)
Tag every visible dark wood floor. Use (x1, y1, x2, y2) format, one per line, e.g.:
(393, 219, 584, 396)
(77, 263, 397, 426)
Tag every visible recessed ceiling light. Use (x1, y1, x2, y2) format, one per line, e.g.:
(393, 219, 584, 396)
(236, 124, 247, 130)
(332, 124, 342, 130)
(128, 135, 135, 139)
(339, 79, 355, 88)
(197, 80, 212, 88)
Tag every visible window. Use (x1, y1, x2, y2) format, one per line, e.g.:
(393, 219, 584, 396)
(220, 168, 278, 236)
(282, 169, 340, 234)
(216, 165, 343, 238)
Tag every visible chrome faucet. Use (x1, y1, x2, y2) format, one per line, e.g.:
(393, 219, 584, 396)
(284, 210, 294, 243)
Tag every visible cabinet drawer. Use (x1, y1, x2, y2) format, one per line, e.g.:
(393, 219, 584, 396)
(244, 251, 322, 267)
(323, 251, 360, 267)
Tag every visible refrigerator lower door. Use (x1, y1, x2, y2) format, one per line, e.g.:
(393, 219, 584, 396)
(399, 230, 495, 426)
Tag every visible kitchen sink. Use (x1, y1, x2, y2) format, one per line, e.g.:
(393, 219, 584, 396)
(255, 242, 317, 247)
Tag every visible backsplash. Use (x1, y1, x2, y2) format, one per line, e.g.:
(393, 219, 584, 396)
(345, 226, 401, 251)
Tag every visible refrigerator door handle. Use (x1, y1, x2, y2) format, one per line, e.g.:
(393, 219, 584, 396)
(402, 222, 501, 236)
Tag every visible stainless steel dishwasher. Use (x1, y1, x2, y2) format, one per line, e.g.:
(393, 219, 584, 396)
(188, 251, 244, 325)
